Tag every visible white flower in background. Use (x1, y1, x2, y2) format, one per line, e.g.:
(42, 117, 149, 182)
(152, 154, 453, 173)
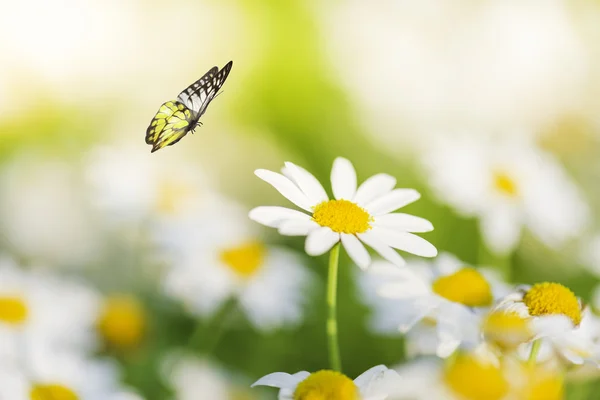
(252, 365, 401, 400)
(389, 354, 563, 400)
(0, 350, 142, 400)
(324, 1, 587, 151)
(0, 256, 101, 365)
(85, 142, 212, 225)
(497, 283, 600, 365)
(0, 155, 100, 266)
(163, 199, 313, 331)
(250, 157, 436, 269)
(580, 234, 600, 277)
(164, 355, 253, 400)
(424, 136, 588, 254)
(366, 253, 509, 358)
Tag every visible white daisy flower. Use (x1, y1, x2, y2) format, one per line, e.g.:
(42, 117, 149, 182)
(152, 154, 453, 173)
(0, 256, 101, 365)
(252, 365, 401, 400)
(423, 136, 589, 254)
(162, 199, 313, 331)
(163, 355, 254, 400)
(497, 282, 600, 365)
(85, 142, 212, 225)
(249, 157, 436, 269)
(0, 350, 142, 400)
(389, 354, 564, 400)
(368, 253, 509, 357)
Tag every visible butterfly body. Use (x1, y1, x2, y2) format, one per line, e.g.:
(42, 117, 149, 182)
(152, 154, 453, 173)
(146, 61, 233, 153)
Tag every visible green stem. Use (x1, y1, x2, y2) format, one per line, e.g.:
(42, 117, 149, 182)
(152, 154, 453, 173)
(528, 339, 542, 366)
(188, 297, 238, 355)
(327, 243, 342, 372)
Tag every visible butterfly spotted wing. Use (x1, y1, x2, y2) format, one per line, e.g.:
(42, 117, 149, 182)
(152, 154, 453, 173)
(145, 61, 233, 153)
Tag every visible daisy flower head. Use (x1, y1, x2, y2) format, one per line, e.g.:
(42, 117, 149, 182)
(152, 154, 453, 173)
(497, 282, 600, 365)
(96, 294, 147, 351)
(371, 253, 509, 358)
(249, 157, 437, 269)
(0, 256, 101, 364)
(163, 355, 255, 400)
(423, 136, 588, 254)
(252, 365, 401, 400)
(162, 198, 313, 331)
(0, 349, 141, 400)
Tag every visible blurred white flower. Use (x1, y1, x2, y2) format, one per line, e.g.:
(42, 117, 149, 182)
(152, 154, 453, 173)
(580, 234, 600, 277)
(164, 355, 253, 400)
(389, 354, 563, 400)
(0, 350, 141, 400)
(423, 136, 589, 254)
(163, 199, 313, 331)
(325, 0, 588, 151)
(497, 283, 600, 365)
(85, 142, 212, 226)
(250, 157, 436, 269)
(252, 365, 401, 400)
(0, 156, 101, 266)
(0, 256, 101, 365)
(364, 253, 509, 358)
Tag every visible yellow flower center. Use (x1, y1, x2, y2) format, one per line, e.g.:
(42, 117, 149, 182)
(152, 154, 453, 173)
(0, 296, 28, 325)
(294, 370, 359, 400)
(520, 367, 563, 400)
(493, 171, 518, 197)
(156, 180, 195, 215)
(312, 200, 372, 234)
(30, 384, 78, 400)
(220, 241, 265, 278)
(483, 311, 532, 349)
(432, 268, 493, 307)
(97, 295, 146, 350)
(523, 282, 581, 325)
(444, 355, 508, 400)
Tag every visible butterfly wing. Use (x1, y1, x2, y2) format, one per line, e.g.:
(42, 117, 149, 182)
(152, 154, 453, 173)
(145, 101, 194, 153)
(177, 61, 233, 117)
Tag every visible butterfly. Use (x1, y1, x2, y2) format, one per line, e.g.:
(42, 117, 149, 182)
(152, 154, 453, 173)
(145, 61, 233, 153)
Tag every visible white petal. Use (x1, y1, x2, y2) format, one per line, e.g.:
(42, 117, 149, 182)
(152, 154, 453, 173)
(341, 234, 371, 270)
(353, 173, 397, 206)
(365, 189, 421, 215)
(374, 213, 433, 233)
(480, 206, 521, 255)
(255, 169, 314, 211)
(249, 206, 310, 228)
(252, 372, 297, 388)
(354, 365, 388, 388)
(305, 227, 340, 256)
(278, 219, 320, 236)
(331, 157, 357, 200)
(357, 231, 405, 267)
(283, 162, 329, 205)
(372, 228, 437, 258)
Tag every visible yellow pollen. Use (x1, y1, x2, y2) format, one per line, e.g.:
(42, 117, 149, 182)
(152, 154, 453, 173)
(156, 180, 194, 215)
(30, 384, 78, 400)
(0, 296, 28, 325)
(312, 200, 372, 234)
(493, 171, 518, 197)
(444, 355, 508, 400)
(483, 311, 532, 350)
(523, 282, 581, 325)
(294, 370, 359, 400)
(97, 295, 146, 350)
(432, 268, 493, 307)
(220, 241, 265, 278)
